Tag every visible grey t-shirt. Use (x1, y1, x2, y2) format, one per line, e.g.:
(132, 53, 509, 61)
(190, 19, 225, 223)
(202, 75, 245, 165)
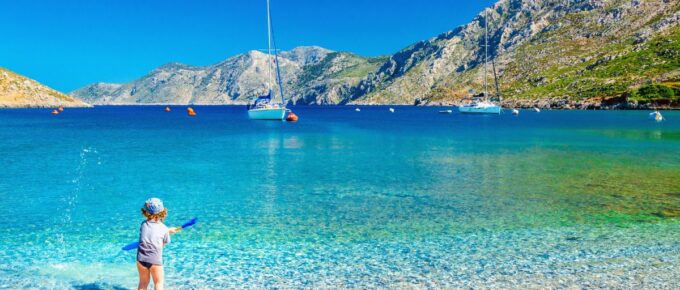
(136, 220, 170, 265)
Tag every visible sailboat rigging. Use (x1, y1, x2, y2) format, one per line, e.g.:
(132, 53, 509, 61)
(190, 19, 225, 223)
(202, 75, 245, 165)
(459, 9, 502, 115)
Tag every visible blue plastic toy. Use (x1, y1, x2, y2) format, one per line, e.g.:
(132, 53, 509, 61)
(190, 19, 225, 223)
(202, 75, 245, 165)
(122, 217, 198, 251)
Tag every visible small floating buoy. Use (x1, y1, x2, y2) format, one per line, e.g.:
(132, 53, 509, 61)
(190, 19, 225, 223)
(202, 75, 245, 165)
(165, 106, 171, 112)
(187, 107, 196, 116)
(389, 108, 395, 113)
(286, 112, 298, 122)
(58, 106, 64, 112)
(533, 107, 540, 113)
(51, 109, 60, 115)
(355, 108, 361, 112)
(512, 109, 519, 115)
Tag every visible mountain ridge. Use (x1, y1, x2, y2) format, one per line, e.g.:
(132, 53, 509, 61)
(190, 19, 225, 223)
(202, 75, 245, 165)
(71, 46, 384, 105)
(346, 0, 679, 108)
(72, 0, 680, 108)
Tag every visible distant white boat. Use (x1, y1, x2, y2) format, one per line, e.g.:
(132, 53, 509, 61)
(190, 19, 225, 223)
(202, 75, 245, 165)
(248, 0, 288, 120)
(512, 109, 519, 115)
(389, 108, 395, 113)
(649, 111, 664, 122)
(533, 107, 541, 113)
(459, 101, 502, 114)
(355, 108, 361, 112)
(439, 109, 453, 114)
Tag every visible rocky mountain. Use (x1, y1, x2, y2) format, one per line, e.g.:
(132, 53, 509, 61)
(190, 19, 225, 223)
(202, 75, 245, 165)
(73, 0, 679, 108)
(72, 46, 386, 105)
(0, 67, 90, 108)
(345, 0, 680, 108)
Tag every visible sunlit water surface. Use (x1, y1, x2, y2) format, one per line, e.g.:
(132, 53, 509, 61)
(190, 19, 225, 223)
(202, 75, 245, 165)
(0, 106, 679, 289)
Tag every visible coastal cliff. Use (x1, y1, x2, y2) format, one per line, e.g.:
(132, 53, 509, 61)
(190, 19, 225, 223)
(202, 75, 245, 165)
(72, 0, 679, 109)
(345, 0, 679, 109)
(0, 67, 91, 108)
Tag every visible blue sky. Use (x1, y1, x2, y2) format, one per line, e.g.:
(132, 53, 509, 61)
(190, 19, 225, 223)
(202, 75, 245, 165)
(0, 0, 496, 92)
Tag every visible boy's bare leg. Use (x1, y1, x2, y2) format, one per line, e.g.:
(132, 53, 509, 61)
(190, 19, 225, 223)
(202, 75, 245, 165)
(136, 261, 151, 290)
(150, 265, 165, 290)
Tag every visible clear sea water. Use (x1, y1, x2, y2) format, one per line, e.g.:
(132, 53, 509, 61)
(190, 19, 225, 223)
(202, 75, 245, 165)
(0, 106, 679, 289)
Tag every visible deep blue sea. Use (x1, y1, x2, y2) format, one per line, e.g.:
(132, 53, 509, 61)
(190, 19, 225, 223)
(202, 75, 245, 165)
(0, 106, 679, 288)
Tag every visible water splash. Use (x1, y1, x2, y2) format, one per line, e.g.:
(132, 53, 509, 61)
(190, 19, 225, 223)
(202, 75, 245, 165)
(54, 146, 101, 261)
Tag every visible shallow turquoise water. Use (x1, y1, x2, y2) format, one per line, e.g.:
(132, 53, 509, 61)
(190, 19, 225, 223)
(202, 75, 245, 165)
(0, 106, 679, 288)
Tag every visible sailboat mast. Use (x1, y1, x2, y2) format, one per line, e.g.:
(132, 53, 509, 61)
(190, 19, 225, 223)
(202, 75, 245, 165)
(484, 9, 489, 98)
(267, 0, 285, 106)
(266, 0, 273, 94)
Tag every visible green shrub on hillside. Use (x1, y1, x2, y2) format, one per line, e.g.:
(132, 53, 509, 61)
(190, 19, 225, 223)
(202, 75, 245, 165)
(631, 84, 676, 100)
(502, 24, 680, 101)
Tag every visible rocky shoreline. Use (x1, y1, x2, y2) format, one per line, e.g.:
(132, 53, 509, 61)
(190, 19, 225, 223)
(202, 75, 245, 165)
(500, 96, 680, 110)
(0, 103, 92, 109)
(419, 96, 680, 110)
(2, 97, 678, 110)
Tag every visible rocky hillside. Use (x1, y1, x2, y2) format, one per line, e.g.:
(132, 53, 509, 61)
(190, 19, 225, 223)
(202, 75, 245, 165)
(346, 0, 680, 108)
(0, 67, 90, 108)
(71, 46, 386, 105)
(72, 0, 679, 108)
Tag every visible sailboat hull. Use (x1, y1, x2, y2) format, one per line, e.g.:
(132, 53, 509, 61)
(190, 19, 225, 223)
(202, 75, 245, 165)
(458, 106, 502, 114)
(248, 108, 287, 120)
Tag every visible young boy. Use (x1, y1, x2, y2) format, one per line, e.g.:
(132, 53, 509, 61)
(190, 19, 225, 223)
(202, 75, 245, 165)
(137, 198, 179, 290)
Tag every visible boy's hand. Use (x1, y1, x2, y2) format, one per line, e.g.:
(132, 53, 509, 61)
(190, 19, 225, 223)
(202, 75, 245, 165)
(169, 227, 181, 234)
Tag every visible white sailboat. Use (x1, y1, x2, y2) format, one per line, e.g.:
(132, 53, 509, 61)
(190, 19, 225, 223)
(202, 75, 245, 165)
(459, 100, 502, 114)
(248, 0, 288, 120)
(459, 9, 502, 115)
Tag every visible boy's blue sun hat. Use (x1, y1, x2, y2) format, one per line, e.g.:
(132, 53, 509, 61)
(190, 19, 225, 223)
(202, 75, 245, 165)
(144, 198, 164, 214)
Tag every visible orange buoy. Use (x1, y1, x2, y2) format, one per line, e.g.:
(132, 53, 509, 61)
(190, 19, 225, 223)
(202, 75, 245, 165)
(58, 106, 64, 112)
(51, 109, 60, 115)
(165, 106, 171, 112)
(187, 107, 196, 116)
(286, 112, 298, 122)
